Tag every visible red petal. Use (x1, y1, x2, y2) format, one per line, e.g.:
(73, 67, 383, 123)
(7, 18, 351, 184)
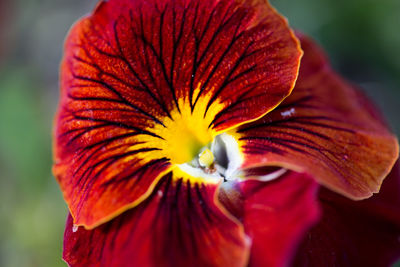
(293, 162, 400, 266)
(231, 33, 399, 199)
(54, 0, 302, 228)
(219, 171, 320, 267)
(63, 171, 249, 267)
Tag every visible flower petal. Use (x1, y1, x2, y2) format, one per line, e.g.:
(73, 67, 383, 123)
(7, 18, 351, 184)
(219, 171, 320, 267)
(54, 0, 302, 228)
(231, 34, 399, 199)
(63, 170, 250, 267)
(293, 162, 400, 267)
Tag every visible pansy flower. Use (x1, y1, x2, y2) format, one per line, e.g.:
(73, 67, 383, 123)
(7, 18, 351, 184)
(53, 0, 399, 266)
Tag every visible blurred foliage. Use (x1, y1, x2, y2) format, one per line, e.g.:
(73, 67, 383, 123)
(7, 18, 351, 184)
(0, 68, 65, 266)
(0, 0, 398, 266)
(0, 1, 97, 266)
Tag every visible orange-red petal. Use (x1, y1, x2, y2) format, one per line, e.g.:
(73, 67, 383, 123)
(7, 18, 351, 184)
(231, 34, 399, 199)
(63, 171, 249, 267)
(54, 0, 302, 228)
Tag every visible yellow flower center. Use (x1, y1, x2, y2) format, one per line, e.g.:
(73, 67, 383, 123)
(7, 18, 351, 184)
(132, 88, 247, 183)
(134, 89, 222, 168)
(153, 93, 220, 165)
(155, 109, 214, 164)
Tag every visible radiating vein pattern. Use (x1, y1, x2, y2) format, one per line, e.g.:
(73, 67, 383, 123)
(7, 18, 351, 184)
(54, 0, 302, 227)
(63, 172, 249, 267)
(233, 34, 398, 200)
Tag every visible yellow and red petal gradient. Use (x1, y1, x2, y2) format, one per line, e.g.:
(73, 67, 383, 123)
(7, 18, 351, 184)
(293, 162, 400, 266)
(63, 171, 250, 267)
(219, 171, 320, 267)
(54, 0, 302, 228)
(231, 34, 399, 200)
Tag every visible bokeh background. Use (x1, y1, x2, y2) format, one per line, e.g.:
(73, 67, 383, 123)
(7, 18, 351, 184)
(0, 0, 399, 266)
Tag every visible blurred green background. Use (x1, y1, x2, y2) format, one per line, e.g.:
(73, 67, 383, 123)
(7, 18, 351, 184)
(0, 0, 399, 266)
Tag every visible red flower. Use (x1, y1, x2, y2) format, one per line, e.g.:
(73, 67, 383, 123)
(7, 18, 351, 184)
(53, 0, 399, 266)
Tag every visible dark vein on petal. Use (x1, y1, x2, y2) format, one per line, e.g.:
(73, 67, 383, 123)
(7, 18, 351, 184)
(136, 9, 181, 113)
(76, 149, 164, 213)
(204, 41, 254, 117)
(113, 18, 172, 121)
(189, 4, 220, 110)
(208, 84, 259, 128)
(71, 73, 165, 126)
(193, 13, 247, 109)
(103, 158, 170, 188)
(195, 183, 213, 224)
(185, 179, 199, 255)
(67, 94, 124, 105)
(72, 115, 163, 139)
(237, 116, 354, 133)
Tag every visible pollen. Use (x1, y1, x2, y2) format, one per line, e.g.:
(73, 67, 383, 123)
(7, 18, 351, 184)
(198, 148, 214, 168)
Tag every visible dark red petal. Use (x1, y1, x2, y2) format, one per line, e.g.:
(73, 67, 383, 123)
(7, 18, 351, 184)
(54, 0, 302, 228)
(63, 171, 249, 267)
(89, 0, 302, 131)
(219, 171, 320, 267)
(293, 162, 400, 267)
(231, 33, 399, 200)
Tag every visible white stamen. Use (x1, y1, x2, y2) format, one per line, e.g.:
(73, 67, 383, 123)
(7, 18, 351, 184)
(218, 133, 243, 180)
(177, 163, 222, 182)
(72, 225, 79, 233)
(180, 133, 285, 183)
(281, 107, 295, 117)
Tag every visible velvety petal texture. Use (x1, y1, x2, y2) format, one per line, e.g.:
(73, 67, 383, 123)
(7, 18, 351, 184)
(232, 34, 399, 200)
(219, 171, 320, 267)
(63, 171, 249, 267)
(56, 0, 400, 264)
(293, 162, 400, 267)
(53, 0, 302, 228)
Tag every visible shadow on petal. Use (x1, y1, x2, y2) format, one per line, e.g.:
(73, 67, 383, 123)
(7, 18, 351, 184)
(219, 171, 321, 267)
(293, 162, 400, 267)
